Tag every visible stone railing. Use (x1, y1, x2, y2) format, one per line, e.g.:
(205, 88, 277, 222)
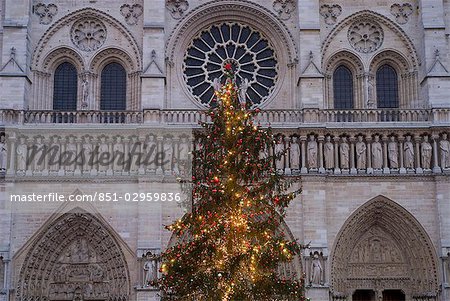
(0, 108, 449, 125)
(3, 127, 450, 178)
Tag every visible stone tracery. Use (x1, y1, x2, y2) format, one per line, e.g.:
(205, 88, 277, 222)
(71, 18, 107, 52)
(348, 20, 384, 53)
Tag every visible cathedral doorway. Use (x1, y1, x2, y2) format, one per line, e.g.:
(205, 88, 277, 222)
(15, 208, 131, 301)
(330, 196, 439, 301)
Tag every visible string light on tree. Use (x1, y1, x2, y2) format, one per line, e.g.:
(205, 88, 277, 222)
(154, 63, 307, 300)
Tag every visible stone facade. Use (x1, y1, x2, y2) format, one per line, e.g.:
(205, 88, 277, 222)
(0, 0, 450, 301)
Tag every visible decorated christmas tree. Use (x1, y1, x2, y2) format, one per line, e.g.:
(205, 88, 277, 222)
(156, 64, 306, 301)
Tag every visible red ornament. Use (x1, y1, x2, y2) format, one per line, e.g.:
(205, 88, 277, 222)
(224, 63, 232, 71)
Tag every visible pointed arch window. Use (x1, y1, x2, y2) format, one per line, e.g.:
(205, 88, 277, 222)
(100, 62, 126, 110)
(376, 64, 398, 108)
(333, 65, 354, 109)
(53, 62, 78, 110)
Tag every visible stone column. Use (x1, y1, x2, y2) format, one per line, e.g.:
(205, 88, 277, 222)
(399, 137, 406, 174)
(366, 136, 373, 174)
(300, 136, 307, 174)
(432, 134, 441, 173)
(382, 135, 390, 174)
(415, 135, 423, 173)
(173, 137, 180, 174)
(156, 136, 164, 175)
(7, 135, 16, 176)
(349, 136, 357, 174)
(333, 137, 341, 174)
(318, 135, 325, 174)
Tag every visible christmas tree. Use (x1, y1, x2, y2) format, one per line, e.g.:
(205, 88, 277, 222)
(156, 64, 306, 301)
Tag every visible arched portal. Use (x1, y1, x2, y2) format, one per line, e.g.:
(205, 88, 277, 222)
(16, 208, 130, 301)
(330, 196, 439, 301)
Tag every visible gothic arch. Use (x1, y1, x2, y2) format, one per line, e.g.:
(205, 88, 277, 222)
(30, 8, 141, 110)
(165, 0, 298, 109)
(330, 196, 439, 300)
(166, 214, 302, 280)
(32, 8, 141, 70)
(15, 207, 132, 301)
(90, 47, 136, 73)
(321, 10, 419, 69)
(369, 50, 414, 108)
(42, 47, 85, 73)
(324, 51, 364, 109)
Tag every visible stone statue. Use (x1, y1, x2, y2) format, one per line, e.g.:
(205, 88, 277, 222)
(49, 136, 60, 172)
(113, 136, 124, 172)
(178, 136, 190, 175)
(145, 135, 157, 171)
(372, 135, 383, 169)
(65, 136, 77, 171)
(310, 253, 323, 285)
(213, 78, 221, 92)
(0, 134, 7, 171)
(274, 135, 284, 171)
(143, 255, 158, 286)
(440, 133, 450, 169)
(33, 136, 45, 172)
(340, 137, 350, 169)
(324, 136, 334, 169)
(421, 135, 432, 170)
(98, 136, 109, 172)
(259, 143, 268, 160)
(81, 77, 89, 108)
(388, 136, 399, 169)
(82, 136, 93, 172)
(289, 136, 300, 170)
(16, 137, 27, 172)
(404, 135, 414, 169)
(163, 137, 173, 172)
(238, 78, 250, 105)
(307, 135, 318, 169)
(355, 135, 366, 169)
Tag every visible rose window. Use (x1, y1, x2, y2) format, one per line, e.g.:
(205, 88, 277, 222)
(347, 21, 384, 53)
(71, 18, 107, 52)
(183, 23, 278, 106)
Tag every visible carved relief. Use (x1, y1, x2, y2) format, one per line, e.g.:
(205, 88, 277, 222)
(17, 210, 130, 301)
(319, 4, 342, 25)
(390, 3, 413, 25)
(120, 4, 143, 25)
(273, 0, 296, 21)
(331, 197, 439, 297)
(70, 18, 107, 51)
(166, 0, 189, 19)
(34, 3, 58, 25)
(348, 20, 384, 53)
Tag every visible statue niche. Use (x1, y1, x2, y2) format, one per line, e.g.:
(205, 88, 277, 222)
(16, 210, 130, 301)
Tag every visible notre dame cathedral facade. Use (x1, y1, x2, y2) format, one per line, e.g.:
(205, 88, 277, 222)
(0, 0, 449, 301)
